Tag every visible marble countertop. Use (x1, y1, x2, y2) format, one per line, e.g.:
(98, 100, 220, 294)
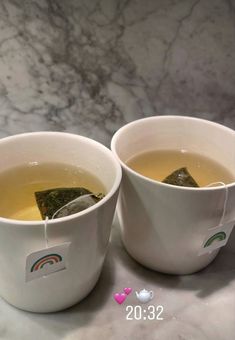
(0, 0, 235, 339)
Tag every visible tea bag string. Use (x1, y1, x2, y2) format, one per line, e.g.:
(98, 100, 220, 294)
(51, 194, 94, 219)
(206, 182, 228, 226)
(44, 216, 49, 248)
(43, 194, 95, 247)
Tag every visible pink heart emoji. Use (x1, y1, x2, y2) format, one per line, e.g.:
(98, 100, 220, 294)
(114, 293, 127, 305)
(123, 287, 132, 295)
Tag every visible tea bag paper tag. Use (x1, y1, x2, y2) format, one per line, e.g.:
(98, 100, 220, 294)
(26, 242, 71, 282)
(198, 221, 234, 256)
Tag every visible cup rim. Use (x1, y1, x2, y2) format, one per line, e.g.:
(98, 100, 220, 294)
(0, 131, 122, 225)
(111, 115, 235, 192)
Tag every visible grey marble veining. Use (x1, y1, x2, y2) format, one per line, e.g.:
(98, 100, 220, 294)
(0, 1, 235, 339)
(0, 0, 234, 145)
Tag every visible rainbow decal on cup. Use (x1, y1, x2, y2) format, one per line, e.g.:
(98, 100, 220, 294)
(204, 231, 227, 248)
(30, 253, 63, 272)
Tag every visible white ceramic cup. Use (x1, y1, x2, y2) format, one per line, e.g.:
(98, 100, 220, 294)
(0, 132, 121, 312)
(111, 116, 235, 274)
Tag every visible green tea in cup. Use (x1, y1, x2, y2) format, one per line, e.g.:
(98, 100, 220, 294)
(126, 149, 234, 187)
(0, 162, 105, 221)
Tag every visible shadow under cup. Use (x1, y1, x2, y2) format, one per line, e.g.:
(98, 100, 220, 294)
(0, 132, 121, 313)
(111, 116, 235, 275)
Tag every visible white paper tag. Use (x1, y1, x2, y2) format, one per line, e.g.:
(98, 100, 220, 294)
(26, 242, 71, 282)
(198, 221, 234, 256)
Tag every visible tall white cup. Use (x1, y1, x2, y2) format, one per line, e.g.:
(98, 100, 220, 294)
(111, 116, 235, 274)
(0, 132, 121, 312)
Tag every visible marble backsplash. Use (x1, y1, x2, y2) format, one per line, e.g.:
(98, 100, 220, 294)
(0, 0, 234, 146)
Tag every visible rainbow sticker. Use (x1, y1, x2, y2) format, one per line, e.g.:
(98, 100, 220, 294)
(198, 221, 234, 256)
(26, 243, 71, 282)
(204, 232, 227, 248)
(30, 253, 63, 272)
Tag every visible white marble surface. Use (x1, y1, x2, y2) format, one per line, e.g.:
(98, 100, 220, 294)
(0, 0, 235, 339)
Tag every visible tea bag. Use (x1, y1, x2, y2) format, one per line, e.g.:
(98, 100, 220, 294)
(35, 187, 104, 219)
(52, 194, 100, 219)
(162, 167, 199, 187)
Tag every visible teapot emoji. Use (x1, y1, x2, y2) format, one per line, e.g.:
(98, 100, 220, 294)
(135, 289, 154, 303)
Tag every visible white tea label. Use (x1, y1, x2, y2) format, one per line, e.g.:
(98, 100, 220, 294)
(198, 221, 234, 256)
(26, 243, 71, 282)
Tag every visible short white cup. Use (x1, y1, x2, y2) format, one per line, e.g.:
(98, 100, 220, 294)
(111, 116, 235, 274)
(0, 132, 121, 312)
